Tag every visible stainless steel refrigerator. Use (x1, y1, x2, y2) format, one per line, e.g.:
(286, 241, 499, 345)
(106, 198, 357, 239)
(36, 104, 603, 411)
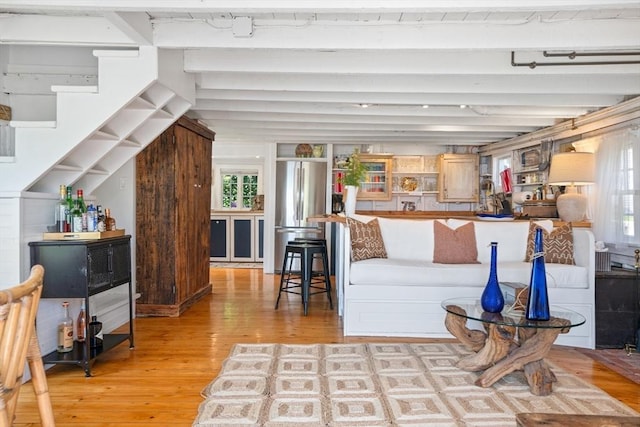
(274, 160, 327, 272)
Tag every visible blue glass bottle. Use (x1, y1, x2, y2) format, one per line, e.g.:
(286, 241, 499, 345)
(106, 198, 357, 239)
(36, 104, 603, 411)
(526, 228, 550, 320)
(481, 242, 504, 313)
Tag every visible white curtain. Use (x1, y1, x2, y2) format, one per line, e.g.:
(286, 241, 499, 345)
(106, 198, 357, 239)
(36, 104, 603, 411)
(587, 127, 640, 245)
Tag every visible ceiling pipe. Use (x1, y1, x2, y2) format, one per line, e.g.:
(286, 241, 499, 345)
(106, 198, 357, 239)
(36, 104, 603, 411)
(511, 51, 640, 69)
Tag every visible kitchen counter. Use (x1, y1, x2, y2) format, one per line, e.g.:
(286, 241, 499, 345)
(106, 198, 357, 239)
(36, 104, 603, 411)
(309, 211, 591, 228)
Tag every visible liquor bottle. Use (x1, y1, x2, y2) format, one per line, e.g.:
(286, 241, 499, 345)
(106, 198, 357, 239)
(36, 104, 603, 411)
(86, 204, 97, 232)
(104, 208, 116, 231)
(57, 302, 74, 353)
(64, 185, 74, 232)
(88, 315, 103, 348)
(71, 199, 84, 232)
(76, 300, 87, 342)
(54, 184, 67, 232)
(96, 205, 106, 232)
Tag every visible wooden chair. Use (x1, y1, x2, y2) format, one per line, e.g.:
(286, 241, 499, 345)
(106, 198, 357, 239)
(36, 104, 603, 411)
(0, 265, 55, 426)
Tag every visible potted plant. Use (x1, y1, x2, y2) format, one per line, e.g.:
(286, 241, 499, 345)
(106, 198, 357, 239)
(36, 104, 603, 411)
(339, 149, 368, 215)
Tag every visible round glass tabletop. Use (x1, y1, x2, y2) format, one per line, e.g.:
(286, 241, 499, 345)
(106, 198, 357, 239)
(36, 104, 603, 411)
(441, 297, 586, 329)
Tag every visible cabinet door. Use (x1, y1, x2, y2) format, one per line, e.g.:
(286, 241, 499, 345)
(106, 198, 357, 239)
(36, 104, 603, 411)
(210, 217, 230, 261)
(357, 154, 393, 200)
(255, 216, 264, 261)
(231, 217, 254, 261)
(437, 154, 479, 202)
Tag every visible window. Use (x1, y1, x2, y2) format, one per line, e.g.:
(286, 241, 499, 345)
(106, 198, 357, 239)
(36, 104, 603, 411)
(493, 154, 511, 192)
(620, 142, 636, 240)
(592, 128, 640, 246)
(220, 171, 259, 209)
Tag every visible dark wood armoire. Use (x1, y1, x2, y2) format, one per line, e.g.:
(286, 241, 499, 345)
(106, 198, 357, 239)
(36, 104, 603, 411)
(135, 116, 215, 317)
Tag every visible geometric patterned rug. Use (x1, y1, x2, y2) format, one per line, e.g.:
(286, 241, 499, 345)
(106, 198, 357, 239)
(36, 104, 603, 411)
(193, 343, 639, 426)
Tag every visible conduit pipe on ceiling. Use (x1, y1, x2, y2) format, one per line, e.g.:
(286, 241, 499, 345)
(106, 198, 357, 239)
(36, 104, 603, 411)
(511, 51, 640, 68)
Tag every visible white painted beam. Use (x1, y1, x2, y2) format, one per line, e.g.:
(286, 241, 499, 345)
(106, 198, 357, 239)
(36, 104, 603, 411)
(194, 89, 626, 108)
(104, 12, 154, 45)
(196, 72, 640, 95)
(155, 18, 640, 50)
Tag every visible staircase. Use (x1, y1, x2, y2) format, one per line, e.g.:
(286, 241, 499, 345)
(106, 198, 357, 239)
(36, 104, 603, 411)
(0, 46, 193, 195)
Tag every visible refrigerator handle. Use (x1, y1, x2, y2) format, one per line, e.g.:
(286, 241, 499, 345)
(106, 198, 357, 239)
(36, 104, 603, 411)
(298, 166, 305, 221)
(293, 165, 300, 221)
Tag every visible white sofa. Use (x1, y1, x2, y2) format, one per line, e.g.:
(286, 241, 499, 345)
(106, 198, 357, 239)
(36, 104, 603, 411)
(339, 214, 596, 349)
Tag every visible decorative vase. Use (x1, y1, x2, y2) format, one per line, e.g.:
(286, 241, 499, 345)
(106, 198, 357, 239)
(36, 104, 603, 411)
(526, 228, 550, 320)
(481, 241, 504, 313)
(343, 185, 358, 216)
(312, 144, 324, 158)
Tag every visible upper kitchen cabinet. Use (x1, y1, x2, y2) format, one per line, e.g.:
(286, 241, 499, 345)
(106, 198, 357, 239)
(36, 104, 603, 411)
(135, 116, 215, 317)
(332, 153, 393, 201)
(437, 154, 479, 203)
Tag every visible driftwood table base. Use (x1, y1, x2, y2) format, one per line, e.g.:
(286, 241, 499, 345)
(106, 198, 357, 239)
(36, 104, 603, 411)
(445, 305, 571, 396)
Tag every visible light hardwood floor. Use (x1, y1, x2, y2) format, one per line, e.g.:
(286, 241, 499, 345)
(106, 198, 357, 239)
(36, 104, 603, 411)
(16, 268, 640, 426)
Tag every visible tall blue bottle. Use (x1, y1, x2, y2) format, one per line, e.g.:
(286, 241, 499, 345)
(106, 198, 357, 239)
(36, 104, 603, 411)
(526, 228, 550, 320)
(481, 242, 504, 313)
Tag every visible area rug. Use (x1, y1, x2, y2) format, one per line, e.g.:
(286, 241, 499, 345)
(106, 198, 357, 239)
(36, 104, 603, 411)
(193, 343, 639, 426)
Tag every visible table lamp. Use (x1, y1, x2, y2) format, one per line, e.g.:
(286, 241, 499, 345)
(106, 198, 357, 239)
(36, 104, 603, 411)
(547, 151, 595, 222)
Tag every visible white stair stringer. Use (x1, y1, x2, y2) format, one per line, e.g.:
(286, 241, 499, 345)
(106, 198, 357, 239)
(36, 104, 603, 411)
(2, 46, 193, 195)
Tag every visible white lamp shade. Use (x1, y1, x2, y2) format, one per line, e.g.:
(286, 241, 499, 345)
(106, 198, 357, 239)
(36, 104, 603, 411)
(547, 152, 595, 186)
(547, 151, 595, 222)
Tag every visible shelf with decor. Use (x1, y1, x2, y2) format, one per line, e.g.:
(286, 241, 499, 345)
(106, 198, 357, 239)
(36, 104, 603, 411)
(391, 155, 439, 195)
(331, 153, 393, 200)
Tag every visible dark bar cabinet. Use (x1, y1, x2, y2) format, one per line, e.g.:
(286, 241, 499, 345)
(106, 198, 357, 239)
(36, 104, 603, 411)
(29, 235, 134, 376)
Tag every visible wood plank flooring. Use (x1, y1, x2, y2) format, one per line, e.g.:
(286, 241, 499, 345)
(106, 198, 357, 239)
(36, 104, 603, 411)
(16, 268, 640, 426)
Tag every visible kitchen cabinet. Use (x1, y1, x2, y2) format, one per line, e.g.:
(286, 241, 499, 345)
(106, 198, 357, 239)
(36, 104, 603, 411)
(437, 154, 479, 203)
(332, 154, 393, 201)
(136, 116, 215, 317)
(210, 216, 230, 261)
(391, 155, 439, 211)
(210, 214, 264, 262)
(29, 236, 133, 377)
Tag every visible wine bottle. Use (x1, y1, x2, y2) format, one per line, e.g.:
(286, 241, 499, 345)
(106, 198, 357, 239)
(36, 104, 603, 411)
(57, 301, 74, 353)
(76, 300, 87, 342)
(104, 208, 116, 231)
(64, 185, 74, 232)
(88, 315, 103, 348)
(54, 184, 67, 232)
(76, 189, 88, 232)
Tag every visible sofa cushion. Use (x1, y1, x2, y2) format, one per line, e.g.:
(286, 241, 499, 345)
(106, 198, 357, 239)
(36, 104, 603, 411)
(346, 217, 387, 261)
(525, 221, 575, 265)
(433, 220, 479, 264)
(378, 217, 434, 261)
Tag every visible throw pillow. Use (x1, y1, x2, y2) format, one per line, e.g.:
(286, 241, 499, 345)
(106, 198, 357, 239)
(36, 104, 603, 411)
(433, 220, 480, 264)
(524, 221, 575, 265)
(346, 217, 387, 261)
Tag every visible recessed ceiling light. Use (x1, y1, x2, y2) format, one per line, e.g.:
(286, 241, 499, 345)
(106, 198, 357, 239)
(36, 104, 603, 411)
(460, 104, 468, 109)
(422, 105, 429, 109)
(360, 103, 370, 108)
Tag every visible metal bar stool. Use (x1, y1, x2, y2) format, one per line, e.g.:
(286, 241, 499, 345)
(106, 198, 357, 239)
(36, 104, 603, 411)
(275, 240, 333, 315)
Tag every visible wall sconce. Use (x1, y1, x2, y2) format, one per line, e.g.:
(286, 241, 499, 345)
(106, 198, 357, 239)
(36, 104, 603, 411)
(547, 152, 595, 222)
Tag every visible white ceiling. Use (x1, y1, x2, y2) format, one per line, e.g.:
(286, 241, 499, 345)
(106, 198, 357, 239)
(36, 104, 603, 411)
(1, 1, 639, 147)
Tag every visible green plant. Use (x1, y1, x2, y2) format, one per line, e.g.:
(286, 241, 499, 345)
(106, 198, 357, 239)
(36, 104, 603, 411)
(341, 149, 369, 186)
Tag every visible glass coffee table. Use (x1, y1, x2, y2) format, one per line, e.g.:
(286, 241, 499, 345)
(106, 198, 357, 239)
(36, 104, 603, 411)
(441, 297, 586, 396)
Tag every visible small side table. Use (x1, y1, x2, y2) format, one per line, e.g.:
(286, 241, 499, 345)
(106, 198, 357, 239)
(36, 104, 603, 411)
(442, 297, 585, 396)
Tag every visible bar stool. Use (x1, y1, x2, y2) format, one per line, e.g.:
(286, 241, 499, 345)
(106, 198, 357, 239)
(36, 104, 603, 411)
(275, 240, 333, 315)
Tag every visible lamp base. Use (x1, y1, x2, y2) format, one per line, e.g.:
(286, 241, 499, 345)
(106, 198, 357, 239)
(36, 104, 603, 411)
(556, 191, 587, 222)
